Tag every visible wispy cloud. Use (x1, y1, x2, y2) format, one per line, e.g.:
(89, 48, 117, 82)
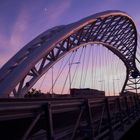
(10, 8, 29, 51)
(0, 0, 72, 67)
(46, 0, 71, 26)
(0, 6, 30, 67)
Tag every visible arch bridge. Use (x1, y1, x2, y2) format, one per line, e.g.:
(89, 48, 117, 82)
(0, 10, 140, 97)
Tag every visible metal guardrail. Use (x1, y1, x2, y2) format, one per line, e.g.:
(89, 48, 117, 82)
(0, 95, 140, 140)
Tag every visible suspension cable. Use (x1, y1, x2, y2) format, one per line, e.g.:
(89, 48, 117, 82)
(61, 51, 76, 94)
(38, 72, 48, 91)
(94, 45, 98, 89)
(71, 47, 84, 87)
(79, 46, 86, 88)
(48, 52, 73, 93)
(91, 44, 94, 88)
(83, 45, 92, 88)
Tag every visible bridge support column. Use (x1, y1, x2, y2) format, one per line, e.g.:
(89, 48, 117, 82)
(43, 103, 54, 140)
(117, 98, 124, 130)
(105, 98, 114, 140)
(85, 99, 94, 140)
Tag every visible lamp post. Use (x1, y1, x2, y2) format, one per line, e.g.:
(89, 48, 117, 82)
(113, 78, 119, 96)
(98, 80, 105, 91)
(69, 61, 80, 93)
(52, 66, 54, 95)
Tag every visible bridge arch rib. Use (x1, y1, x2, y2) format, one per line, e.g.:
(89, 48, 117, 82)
(0, 10, 139, 97)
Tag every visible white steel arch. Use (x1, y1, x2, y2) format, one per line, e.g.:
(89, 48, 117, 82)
(0, 10, 139, 97)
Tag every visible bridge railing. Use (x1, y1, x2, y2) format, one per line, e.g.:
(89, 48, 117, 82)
(0, 95, 140, 140)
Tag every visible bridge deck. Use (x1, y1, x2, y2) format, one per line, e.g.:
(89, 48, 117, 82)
(0, 95, 140, 140)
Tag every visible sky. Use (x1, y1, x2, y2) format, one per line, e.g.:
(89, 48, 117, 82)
(0, 0, 140, 67)
(0, 0, 140, 96)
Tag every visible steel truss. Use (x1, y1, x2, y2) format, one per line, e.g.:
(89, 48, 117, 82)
(0, 10, 139, 97)
(0, 95, 140, 139)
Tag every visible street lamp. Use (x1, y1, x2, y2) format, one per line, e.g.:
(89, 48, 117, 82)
(113, 78, 119, 96)
(98, 80, 105, 91)
(51, 66, 54, 95)
(69, 61, 80, 92)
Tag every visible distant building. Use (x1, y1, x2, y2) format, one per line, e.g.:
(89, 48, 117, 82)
(70, 88, 105, 97)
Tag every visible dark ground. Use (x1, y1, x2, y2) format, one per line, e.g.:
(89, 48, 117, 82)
(121, 119, 140, 140)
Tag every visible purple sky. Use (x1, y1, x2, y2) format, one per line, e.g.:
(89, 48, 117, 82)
(0, 0, 140, 67)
